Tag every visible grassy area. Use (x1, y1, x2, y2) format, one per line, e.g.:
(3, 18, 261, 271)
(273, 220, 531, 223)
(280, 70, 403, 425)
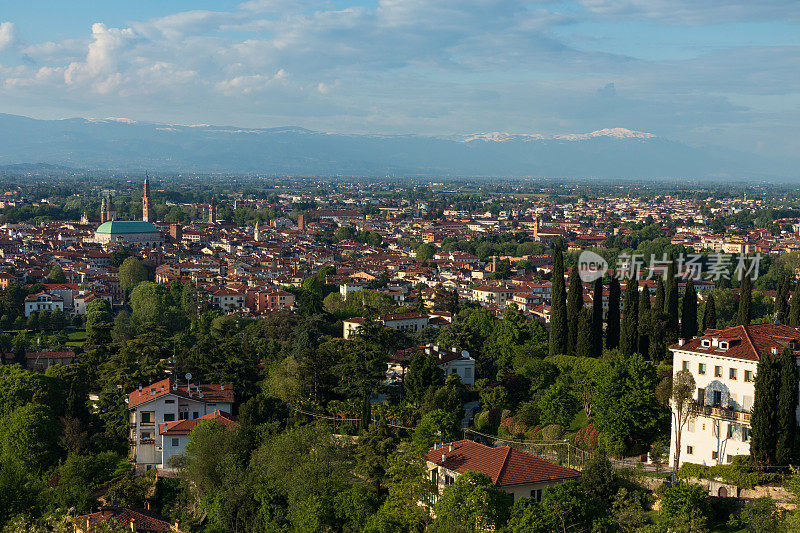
(67, 329, 86, 347)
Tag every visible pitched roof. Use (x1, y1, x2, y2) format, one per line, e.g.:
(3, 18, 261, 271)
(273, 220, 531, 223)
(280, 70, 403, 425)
(159, 410, 238, 435)
(426, 440, 580, 486)
(75, 507, 172, 532)
(128, 377, 234, 410)
(670, 323, 800, 362)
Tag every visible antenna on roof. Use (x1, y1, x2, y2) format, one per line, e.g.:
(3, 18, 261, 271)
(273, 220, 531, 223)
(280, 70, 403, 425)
(185, 372, 192, 391)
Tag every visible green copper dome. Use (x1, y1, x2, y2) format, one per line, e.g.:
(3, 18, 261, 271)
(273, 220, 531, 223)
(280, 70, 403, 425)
(96, 220, 158, 234)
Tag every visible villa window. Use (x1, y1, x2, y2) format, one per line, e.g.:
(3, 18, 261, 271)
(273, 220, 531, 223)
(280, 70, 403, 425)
(698, 363, 706, 375)
(729, 368, 737, 380)
(715, 366, 723, 377)
(687, 446, 694, 455)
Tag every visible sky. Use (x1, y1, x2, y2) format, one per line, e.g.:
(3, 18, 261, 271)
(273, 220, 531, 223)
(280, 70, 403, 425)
(0, 1, 798, 157)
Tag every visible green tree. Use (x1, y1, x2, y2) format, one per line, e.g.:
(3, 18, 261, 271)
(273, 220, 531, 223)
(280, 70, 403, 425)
(776, 272, 791, 324)
(566, 263, 583, 356)
(405, 352, 444, 403)
(606, 277, 620, 350)
(681, 278, 698, 340)
(670, 369, 696, 471)
(432, 471, 512, 532)
(118, 256, 149, 293)
(776, 347, 799, 465)
(356, 421, 399, 493)
(538, 376, 580, 428)
(549, 246, 567, 356)
(658, 483, 709, 523)
(591, 278, 604, 357)
(620, 279, 639, 356)
(47, 265, 67, 283)
(665, 258, 679, 343)
(592, 353, 666, 454)
(738, 269, 752, 325)
(413, 409, 460, 449)
(576, 308, 592, 358)
(637, 285, 651, 357)
(702, 293, 717, 331)
(0, 403, 60, 474)
(789, 287, 800, 327)
(751, 349, 780, 465)
(738, 497, 786, 533)
(334, 318, 396, 430)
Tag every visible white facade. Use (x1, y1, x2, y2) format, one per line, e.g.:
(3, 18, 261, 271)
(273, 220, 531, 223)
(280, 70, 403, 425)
(129, 382, 233, 472)
(24, 293, 64, 317)
(669, 344, 757, 467)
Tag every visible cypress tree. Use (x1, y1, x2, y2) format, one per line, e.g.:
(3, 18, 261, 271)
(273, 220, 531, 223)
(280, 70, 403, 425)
(576, 308, 593, 358)
(681, 278, 698, 340)
(776, 272, 790, 324)
(776, 347, 799, 466)
(665, 258, 679, 344)
(702, 293, 717, 331)
(789, 287, 800, 327)
(549, 246, 568, 356)
(606, 277, 621, 350)
(737, 270, 752, 326)
(591, 278, 604, 357)
(566, 263, 583, 356)
(751, 350, 780, 466)
(650, 279, 668, 360)
(637, 285, 651, 357)
(620, 279, 639, 356)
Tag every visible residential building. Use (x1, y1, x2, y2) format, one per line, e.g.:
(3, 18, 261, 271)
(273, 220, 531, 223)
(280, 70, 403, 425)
(426, 440, 580, 502)
(128, 378, 233, 472)
(668, 323, 800, 468)
(159, 410, 237, 469)
(24, 291, 64, 316)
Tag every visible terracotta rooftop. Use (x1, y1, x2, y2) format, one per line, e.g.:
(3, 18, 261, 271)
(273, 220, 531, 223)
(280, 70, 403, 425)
(128, 377, 234, 409)
(75, 507, 173, 532)
(670, 323, 800, 361)
(159, 410, 238, 435)
(427, 439, 580, 486)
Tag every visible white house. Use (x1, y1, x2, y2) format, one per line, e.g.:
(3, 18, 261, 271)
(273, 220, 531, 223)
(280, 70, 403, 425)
(389, 344, 477, 386)
(128, 378, 234, 472)
(159, 410, 238, 469)
(426, 440, 580, 503)
(343, 312, 431, 339)
(668, 323, 800, 469)
(24, 291, 64, 317)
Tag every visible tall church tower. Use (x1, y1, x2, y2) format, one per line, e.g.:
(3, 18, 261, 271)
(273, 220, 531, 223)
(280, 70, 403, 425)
(142, 176, 153, 222)
(208, 197, 217, 225)
(100, 198, 107, 223)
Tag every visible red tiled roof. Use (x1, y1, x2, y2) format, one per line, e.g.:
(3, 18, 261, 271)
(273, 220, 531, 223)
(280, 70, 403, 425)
(75, 507, 172, 532)
(128, 377, 234, 409)
(670, 323, 800, 361)
(159, 410, 238, 435)
(427, 440, 580, 486)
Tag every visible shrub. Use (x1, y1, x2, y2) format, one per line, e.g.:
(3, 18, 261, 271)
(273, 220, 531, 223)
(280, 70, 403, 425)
(574, 423, 599, 451)
(537, 424, 565, 442)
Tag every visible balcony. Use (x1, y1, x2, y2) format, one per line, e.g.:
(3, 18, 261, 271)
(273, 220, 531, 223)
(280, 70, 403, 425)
(690, 402, 751, 423)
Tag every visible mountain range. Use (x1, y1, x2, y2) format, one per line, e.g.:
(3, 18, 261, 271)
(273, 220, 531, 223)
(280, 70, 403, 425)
(0, 113, 793, 179)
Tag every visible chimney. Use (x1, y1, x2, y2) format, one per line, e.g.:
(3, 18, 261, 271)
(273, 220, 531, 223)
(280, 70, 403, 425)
(442, 454, 447, 462)
(448, 444, 453, 452)
(174, 519, 180, 532)
(130, 518, 136, 532)
(678, 339, 685, 346)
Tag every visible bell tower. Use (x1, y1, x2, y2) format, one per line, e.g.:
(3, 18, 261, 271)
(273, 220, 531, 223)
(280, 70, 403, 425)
(142, 175, 153, 222)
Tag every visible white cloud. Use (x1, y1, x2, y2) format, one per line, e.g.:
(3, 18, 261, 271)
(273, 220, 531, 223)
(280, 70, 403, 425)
(0, 21, 19, 51)
(215, 69, 288, 95)
(64, 23, 137, 91)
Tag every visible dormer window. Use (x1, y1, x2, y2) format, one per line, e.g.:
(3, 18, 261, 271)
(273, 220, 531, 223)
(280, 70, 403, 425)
(701, 339, 711, 348)
(719, 341, 729, 351)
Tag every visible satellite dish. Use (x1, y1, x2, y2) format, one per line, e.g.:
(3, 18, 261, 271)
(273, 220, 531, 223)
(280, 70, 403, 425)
(185, 373, 193, 381)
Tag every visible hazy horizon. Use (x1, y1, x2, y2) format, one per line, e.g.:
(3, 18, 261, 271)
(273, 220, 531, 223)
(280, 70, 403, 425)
(1, 1, 798, 161)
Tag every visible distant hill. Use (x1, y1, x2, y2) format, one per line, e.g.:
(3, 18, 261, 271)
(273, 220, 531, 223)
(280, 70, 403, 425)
(0, 113, 793, 179)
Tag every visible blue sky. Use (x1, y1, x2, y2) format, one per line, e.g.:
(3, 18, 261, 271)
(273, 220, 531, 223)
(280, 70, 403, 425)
(0, 1, 798, 157)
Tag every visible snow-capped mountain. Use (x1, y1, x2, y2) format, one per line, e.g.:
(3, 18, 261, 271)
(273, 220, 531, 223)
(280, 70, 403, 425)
(0, 113, 792, 178)
(459, 128, 655, 143)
